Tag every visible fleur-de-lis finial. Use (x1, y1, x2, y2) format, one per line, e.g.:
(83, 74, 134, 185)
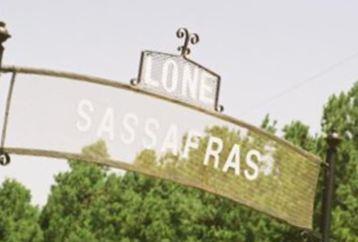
(176, 28, 199, 58)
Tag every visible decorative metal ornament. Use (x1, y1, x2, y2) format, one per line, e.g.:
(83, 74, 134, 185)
(0, 21, 11, 69)
(0, 151, 10, 166)
(176, 28, 199, 58)
(0, 21, 11, 43)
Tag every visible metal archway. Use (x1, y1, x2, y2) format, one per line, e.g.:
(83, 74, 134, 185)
(0, 66, 321, 229)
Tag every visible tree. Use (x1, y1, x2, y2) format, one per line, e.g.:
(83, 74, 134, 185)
(0, 179, 43, 242)
(320, 82, 358, 241)
(39, 140, 109, 242)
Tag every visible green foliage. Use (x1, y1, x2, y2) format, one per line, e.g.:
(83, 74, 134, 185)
(260, 114, 277, 134)
(283, 121, 317, 153)
(0, 179, 43, 242)
(39, 163, 304, 242)
(321, 82, 358, 241)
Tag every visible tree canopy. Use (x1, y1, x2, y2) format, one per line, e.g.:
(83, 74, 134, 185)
(0, 179, 43, 242)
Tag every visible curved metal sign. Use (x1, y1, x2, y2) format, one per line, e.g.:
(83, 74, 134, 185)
(0, 66, 321, 229)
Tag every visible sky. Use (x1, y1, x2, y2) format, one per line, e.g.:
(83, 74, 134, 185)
(1, 0, 358, 206)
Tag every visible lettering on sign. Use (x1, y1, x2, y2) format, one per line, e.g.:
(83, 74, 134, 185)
(137, 51, 221, 110)
(76, 99, 262, 181)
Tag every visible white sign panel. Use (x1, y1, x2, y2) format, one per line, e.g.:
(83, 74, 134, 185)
(137, 51, 221, 110)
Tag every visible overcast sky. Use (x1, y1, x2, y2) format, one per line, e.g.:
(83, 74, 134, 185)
(1, 0, 358, 206)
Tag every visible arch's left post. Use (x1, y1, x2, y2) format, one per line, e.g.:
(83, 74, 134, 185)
(0, 21, 11, 166)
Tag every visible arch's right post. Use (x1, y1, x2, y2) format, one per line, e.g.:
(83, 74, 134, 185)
(321, 132, 341, 242)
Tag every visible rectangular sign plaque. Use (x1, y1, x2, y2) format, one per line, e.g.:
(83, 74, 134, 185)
(137, 51, 221, 111)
